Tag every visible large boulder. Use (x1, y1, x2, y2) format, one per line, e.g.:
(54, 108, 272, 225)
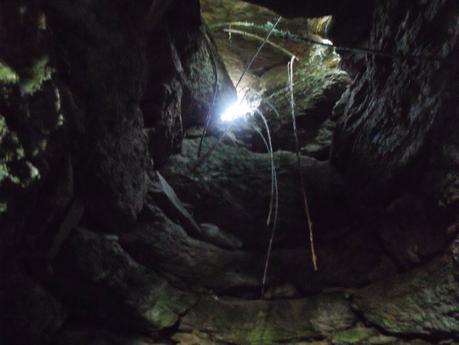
(52, 228, 197, 331)
(45, 0, 151, 231)
(126, 138, 385, 296)
(180, 293, 356, 344)
(161, 138, 351, 249)
(352, 235, 459, 337)
(0, 264, 66, 344)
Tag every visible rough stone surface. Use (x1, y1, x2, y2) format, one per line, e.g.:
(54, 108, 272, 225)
(151, 138, 384, 295)
(53, 228, 197, 331)
(55, 328, 165, 345)
(180, 27, 237, 129)
(376, 194, 453, 269)
(353, 236, 459, 337)
(162, 138, 351, 249)
(331, 0, 459, 204)
(241, 0, 344, 18)
(256, 63, 349, 158)
(180, 293, 356, 345)
(0, 264, 67, 344)
(0, 0, 458, 344)
(45, 0, 151, 231)
(120, 205, 262, 294)
(142, 1, 236, 166)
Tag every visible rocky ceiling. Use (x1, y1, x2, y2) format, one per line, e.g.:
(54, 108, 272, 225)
(200, 0, 336, 85)
(198, 0, 348, 158)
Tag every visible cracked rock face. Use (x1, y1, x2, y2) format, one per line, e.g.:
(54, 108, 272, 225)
(331, 0, 459, 204)
(0, 0, 458, 344)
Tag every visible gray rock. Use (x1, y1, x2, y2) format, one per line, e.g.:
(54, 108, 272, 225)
(331, 0, 459, 203)
(122, 141, 384, 295)
(145, 172, 242, 249)
(55, 328, 165, 345)
(54, 228, 197, 331)
(161, 137, 351, 250)
(180, 293, 356, 344)
(256, 65, 349, 155)
(0, 265, 66, 344)
(181, 26, 237, 129)
(353, 236, 459, 336)
(199, 223, 243, 249)
(376, 195, 451, 269)
(120, 206, 261, 293)
(47, 0, 150, 231)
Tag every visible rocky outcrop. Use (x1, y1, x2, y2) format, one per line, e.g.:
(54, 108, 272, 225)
(43, 0, 151, 231)
(242, 0, 343, 18)
(120, 203, 261, 294)
(53, 229, 197, 331)
(172, 235, 459, 344)
(161, 138, 350, 249)
(0, 265, 67, 344)
(256, 61, 349, 159)
(353, 236, 459, 338)
(332, 0, 459, 204)
(0, 0, 458, 344)
(143, 2, 236, 166)
(54, 328, 162, 345)
(180, 293, 356, 344)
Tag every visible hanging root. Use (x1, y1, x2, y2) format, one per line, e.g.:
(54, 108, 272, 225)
(253, 126, 275, 225)
(255, 110, 277, 226)
(288, 56, 318, 271)
(252, 110, 279, 296)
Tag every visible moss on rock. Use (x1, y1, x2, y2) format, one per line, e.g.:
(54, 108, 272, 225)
(180, 293, 355, 344)
(353, 237, 459, 337)
(21, 55, 52, 95)
(0, 62, 18, 83)
(332, 326, 375, 344)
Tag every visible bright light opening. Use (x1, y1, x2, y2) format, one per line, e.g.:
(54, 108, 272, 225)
(219, 89, 261, 123)
(220, 100, 252, 122)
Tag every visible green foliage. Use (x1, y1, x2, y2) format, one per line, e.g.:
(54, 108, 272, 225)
(332, 326, 375, 344)
(21, 56, 52, 95)
(0, 57, 52, 94)
(0, 115, 40, 189)
(262, 59, 347, 115)
(0, 62, 18, 83)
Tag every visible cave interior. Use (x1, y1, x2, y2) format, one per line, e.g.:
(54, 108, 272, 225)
(0, 0, 458, 344)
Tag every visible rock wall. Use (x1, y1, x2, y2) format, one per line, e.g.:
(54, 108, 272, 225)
(0, 0, 458, 345)
(332, 0, 459, 204)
